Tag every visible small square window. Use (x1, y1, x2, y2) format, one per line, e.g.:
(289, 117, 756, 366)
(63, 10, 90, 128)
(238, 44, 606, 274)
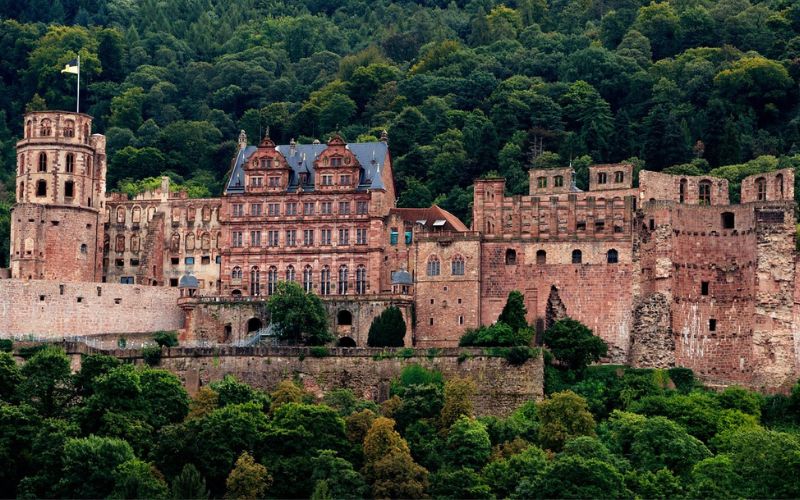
(130, 258, 139, 266)
(77, 297, 83, 303)
(39, 295, 45, 301)
(185, 257, 195, 265)
(171, 257, 179, 265)
(215, 255, 221, 264)
(458, 298, 462, 304)
(115, 259, 124, 267)
(114, 298, 122, 304)
(201, 256, 211, 265)
(170, 278, 179, 287)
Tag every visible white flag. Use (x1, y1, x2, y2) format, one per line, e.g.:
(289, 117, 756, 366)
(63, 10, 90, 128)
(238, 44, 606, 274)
(61, 58, 79, 75)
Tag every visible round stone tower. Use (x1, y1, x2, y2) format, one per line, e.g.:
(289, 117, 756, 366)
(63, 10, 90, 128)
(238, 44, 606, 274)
(11, 110, 107, 281)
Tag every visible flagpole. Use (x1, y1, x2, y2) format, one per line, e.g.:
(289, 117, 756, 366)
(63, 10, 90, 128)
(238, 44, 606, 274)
(76, 55, 80, 113)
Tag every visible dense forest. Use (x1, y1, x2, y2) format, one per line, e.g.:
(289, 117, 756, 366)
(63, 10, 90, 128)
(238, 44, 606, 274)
(2, 0, 800, 265)
(1, 340, 800, 498)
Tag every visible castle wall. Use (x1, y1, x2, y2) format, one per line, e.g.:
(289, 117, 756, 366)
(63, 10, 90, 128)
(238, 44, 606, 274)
(63, 344, 544, 417)
(0, 279, 182, 338)
(639, 171, 729, 205)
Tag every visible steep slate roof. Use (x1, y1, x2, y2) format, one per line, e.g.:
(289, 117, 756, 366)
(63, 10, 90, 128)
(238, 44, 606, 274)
(225, 141, 389, 194)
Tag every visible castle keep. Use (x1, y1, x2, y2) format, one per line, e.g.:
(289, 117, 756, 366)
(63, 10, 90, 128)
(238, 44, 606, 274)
(4, 110, 800, 389)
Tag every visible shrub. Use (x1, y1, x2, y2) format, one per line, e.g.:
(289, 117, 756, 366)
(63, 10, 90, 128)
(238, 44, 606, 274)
(668, 367, 695, 393)
(505, 346, 536, 365)
(459, 322, 533, 347)
(153, 331, 179, 348)
(141, 346, 162, 366)
(543, 318, 607, 374)
(0, 339, 12, 353)
(310, 346, 329, 358)
(367, 307, 407, 347)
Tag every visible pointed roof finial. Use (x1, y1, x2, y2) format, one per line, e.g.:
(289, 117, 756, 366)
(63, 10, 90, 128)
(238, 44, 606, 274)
(380, 129, 388, 143)
(238, 130, 247, 150)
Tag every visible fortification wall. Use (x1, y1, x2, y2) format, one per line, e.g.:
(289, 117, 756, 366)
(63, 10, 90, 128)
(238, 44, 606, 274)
(0, 279, 183, 338)
(63, 344, 544, 417)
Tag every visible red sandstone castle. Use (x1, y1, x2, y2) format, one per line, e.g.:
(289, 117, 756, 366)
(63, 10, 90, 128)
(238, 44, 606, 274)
(5, 110, 800, 390)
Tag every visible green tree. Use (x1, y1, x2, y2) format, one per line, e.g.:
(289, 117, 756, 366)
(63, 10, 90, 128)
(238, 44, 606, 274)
(225, 452, 271, 500)
(310, 450, 368, 499)
(483, 445, 548, 498)
(171, 463, 210, 500)
(0, 352, 22, 402)
(445, 416, 491, 470)
(361, 417, 428, 498)
(153, 330, 179, 348)
(440, 377, 476, 430)
(57, 436, 136, 498)
(538, 390, 596, 451)
(267, 281, 332, 345)
(109, 86, 146, 130)
(367, 306, 407, 347)
(110, 459, 169, 499)
(630, 416, 711, 475)
(498, 290, 529, 332)
(18, 346, 73, 417)
(533, 455, 629, 499)
(210, 374, 270, 412)
(544, 318, 608, 374)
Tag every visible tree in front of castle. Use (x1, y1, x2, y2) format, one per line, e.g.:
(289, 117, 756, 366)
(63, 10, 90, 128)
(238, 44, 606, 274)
(366, 306, 407, 347)
(267, 281, 332, 346)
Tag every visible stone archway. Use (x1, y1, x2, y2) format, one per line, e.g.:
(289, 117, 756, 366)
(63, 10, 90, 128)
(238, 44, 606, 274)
(247, 317, 263, 333)
(337, 336, 356, 347)
(337, 310, 353, 326)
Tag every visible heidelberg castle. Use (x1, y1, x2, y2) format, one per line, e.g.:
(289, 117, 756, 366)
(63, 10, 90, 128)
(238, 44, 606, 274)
(4, 109, 800, 390)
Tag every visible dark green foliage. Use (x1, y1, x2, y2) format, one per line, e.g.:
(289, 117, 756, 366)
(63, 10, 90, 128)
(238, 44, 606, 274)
(533, 455, 629, 499)
(459, 322, 534, 347)
(210, 374, 270, 412)
(498, 290, 528, 332)
(366, 306, 406, 347)
(18, 345, 73, 417)
(544, 318, 608, 374)
(310, 346, 329, 358)
(171, 463, 209, 500)
(141, 346, 162, 366)
(630, 416, 712, 475)
(444, 416, 491, 470)
(153, 330, 178, 348)
(667, 367, 695, 393)
(0, 339, 12, 352)
(268, 281, 332, 345)
(0, 352, 22, 402)
(57, 435, 136, 498)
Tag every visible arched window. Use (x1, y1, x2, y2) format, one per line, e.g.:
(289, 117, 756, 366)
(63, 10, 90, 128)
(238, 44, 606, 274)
(337, 310, 352, 326)
(19, 182, 24, 199)
(87, 156, 93, 177)
(554, 175, 564, 187)
(776, 174, 784, 198)
(131, 206, 141, 223)
(267, 266, 278, 295)
(147, 206, 156, 221)
(201, 232, 210, 250)
(320, 266, 331, 295)
(116, 206, 126, 223)
(40, 119, 51, 136)
(80, 243, 87, 254)
(338, 265, 348, 294)
(356, 265, 367, 294)
(756, 177, 767, 201)
(38, 153, 47, 172)
(83, 124, 89, 143)
(170, 233, 180, 252)
(505, 249, 516, 265)
(699, 180, 711, 205)
(63, 119, 75, 138)
(216, 232, 222, 249)
(451, 255, 465, 275)
(286, 265, 295, 282)
(171, 207, 180, 222)
(185, 233, 195, 251)
(186, 205, 195, 222)
(36, 180, 47, 197)
(250, 266, 261, 296)
(572, 249, 582, 264)
(65, 153, 74, 173)
(26, 120, 31, 138)
(536, 250, 546, 265)
(131, 234, 140, 252)
(427, 256, 440, 276)
(614, 171, 624, 183)
(303, 265, 313, 292)
(607, 249, 619, 264)
(115, 235, 125, 253)
(64, 180, 74, 198)
(202, 205, 211, 221)
(231, 266, 242, 280)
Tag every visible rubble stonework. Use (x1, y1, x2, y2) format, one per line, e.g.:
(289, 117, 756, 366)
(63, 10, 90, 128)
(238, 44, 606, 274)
(4, 110, 800, 390)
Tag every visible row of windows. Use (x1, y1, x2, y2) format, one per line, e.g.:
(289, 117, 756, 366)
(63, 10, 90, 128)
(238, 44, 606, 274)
(250, 173, 356, 188)
(425, 255, 465, 276)
(26, 118, 88, 140)
(500, 248, 619, 266)
(231, 264, 367, 296)
(596, 171, 625, 184)
(22, 152, 89, 175)
(231, 200, 368, 217)
(24, 180, 75, 198)
(115, 205, 216, 224)
(231, 228, 368, 248)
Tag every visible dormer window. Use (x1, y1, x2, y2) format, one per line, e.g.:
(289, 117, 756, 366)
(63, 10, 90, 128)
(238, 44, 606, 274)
(331, 157, 342, 167)
(299, 173, 308, 185)
(260, 158, 273, 168)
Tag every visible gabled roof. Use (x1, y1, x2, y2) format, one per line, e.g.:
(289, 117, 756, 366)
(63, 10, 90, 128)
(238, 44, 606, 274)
(225, 141, 389, 194)
(389, 205, 469, 232)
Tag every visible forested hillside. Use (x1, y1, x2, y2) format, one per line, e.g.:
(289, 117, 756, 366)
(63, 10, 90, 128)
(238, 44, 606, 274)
(2, 0, 800, 265)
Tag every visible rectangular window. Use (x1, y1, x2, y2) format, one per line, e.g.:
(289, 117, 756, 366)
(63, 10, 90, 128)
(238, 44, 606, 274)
(268, 230, 279, 247)
(169, 278, 178, 287)
(701, 281, 709, 296)
(286, 229, 297, 247)
(120, 276, 134, 284)
(232, 204, 244, 217)
(595, 220, 605, 232)
(340, 174, 351, 186)
(321, 229, 332, 245)
(268, 203, 280, 216)
(250, 230, 261, 247)
(321, 174, 333, 186)
(339, 201, 350, 214)
(286, 202, 297, 215)
(171, 257, 180, 265)
(321, 201, 332, 214)
(115, 259, 124, 267)
(268, 176, 280, 187)
(185, 257, 195, 265)
(331, 157, 342, 167)
(130, 258, 139, 267)
(597, 172, 607, 184)
(356, 201, 368, 214)
(709, 319, 717, 332)
(537, 177, 547, 188)
(356, 227, 368, 245)
(250, 203, 262, 216)
(304, 229, 314, 246)
(390, 228, 398, 245)
(250, 176, 263, 187)
(215, 255, 221, 264)
(232, 231, 243, 247)
(339, 228, 349, 246)
(405, 231, 412, 244)
(303, 202, 314, 215)
(554, 176, 564, 188)
(201, 256, 210, 265)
